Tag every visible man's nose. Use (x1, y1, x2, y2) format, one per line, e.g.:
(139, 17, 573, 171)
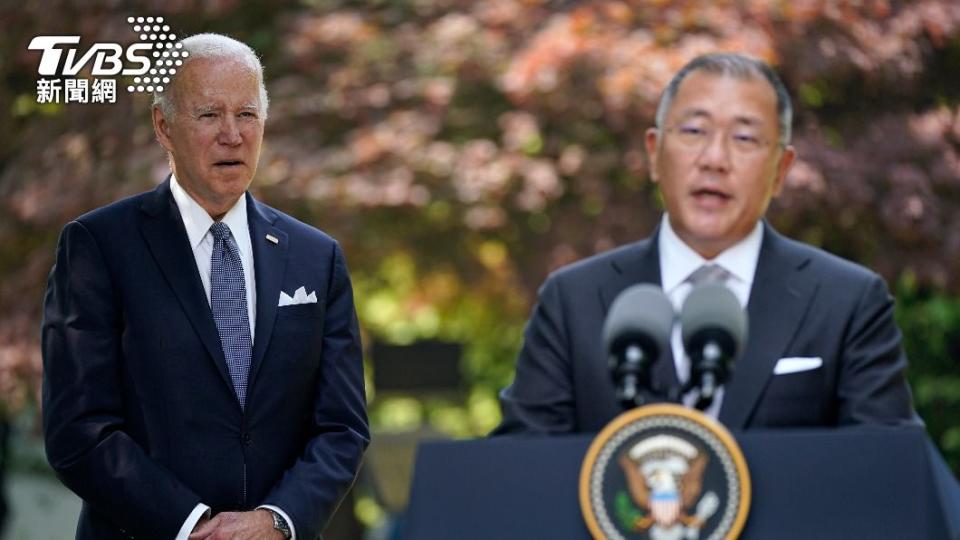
(217, 116, 243, 146)
(696, 131, 731, 172)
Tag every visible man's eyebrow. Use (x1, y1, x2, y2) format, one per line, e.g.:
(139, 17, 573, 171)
(676, 109, 766, 127)
(731, 115, 764, 127)
(239, 104, 259, 112)
(193, 104, 220, 115)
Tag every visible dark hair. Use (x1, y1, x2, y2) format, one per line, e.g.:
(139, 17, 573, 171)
(655, 53, 792, 144)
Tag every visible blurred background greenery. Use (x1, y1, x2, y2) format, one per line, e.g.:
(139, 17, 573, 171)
(1, 0, 959, 537)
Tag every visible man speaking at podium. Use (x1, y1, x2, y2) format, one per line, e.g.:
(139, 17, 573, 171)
(494, 53, 919, 434)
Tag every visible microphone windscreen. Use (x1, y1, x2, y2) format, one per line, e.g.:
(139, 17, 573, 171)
(602, 284, 675, 356)
(680, 283, 747, 357)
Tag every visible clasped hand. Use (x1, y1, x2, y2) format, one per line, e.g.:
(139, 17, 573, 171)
(189, 510, 283, 540)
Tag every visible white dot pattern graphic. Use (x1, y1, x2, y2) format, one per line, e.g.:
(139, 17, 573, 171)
(210, 222, 253, 408)
(126, 15, 181, 93)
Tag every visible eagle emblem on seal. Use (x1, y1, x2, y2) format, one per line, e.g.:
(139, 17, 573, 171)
(617, 434, 720, 540)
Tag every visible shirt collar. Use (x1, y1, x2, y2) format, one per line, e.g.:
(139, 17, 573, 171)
(658, 214, 764, 292)
(170, 174, 248, 249)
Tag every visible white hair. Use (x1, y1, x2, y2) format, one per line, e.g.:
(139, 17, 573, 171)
(152, 33, 269, 121)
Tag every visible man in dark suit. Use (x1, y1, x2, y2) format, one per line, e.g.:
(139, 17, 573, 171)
(495, 53, 918, 434)
(42, 34, 368, 539)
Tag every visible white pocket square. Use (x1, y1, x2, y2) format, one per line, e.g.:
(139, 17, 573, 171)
(773, 356, 823, 375)
(278, 286, 318, 307)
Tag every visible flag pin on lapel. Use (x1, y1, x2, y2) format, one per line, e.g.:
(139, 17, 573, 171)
(266, 234, 279, 245)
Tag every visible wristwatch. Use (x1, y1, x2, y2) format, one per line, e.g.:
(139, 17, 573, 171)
(264, 508, 292, 539)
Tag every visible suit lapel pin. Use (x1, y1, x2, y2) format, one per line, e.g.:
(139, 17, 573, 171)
(266, 234, 279, 245)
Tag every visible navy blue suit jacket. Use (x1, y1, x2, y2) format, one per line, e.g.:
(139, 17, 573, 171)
(495, 222, 919, 434)
(42, 180, 369, 539)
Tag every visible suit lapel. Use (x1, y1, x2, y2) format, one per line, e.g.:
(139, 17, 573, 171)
(719, 223, 818, 428)
(599, 226, 680, 391)
(138, 179, 234, 392)
(246, 195, 289, 387)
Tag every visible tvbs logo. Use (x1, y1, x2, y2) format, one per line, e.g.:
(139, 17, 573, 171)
(28, 36, 152, 77)
(29, 16, 181, 104)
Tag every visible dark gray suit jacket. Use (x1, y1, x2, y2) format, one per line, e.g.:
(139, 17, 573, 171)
(495, 222, 919, 434)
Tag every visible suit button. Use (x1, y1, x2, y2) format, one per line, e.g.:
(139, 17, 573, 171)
(242, 433, 252, 446)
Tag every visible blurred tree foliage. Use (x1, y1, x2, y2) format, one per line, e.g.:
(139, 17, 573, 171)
(1, 0, 959, 471)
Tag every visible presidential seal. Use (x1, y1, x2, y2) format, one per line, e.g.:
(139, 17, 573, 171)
(579, 404, 750, 540)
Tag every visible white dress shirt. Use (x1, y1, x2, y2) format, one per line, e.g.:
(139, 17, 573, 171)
(169, 175, 296, 539)
(170, 174, 257, 339)
(658, 214, 763, 419)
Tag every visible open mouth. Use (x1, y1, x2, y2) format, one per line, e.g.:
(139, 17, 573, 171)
(690, 187, 731, 205)
(214, 160, 244, 168)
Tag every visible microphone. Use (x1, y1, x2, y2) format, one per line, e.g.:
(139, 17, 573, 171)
(680, 283, 747, 411)
(603, 284, 675, 409)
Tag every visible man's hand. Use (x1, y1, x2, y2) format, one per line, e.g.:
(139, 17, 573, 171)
(188, 510, 282, 540)
(188, 515, 217, 539)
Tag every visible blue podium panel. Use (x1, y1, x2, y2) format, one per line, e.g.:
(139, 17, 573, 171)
(737, 428, 948, 540)
(403, 427, 960, 540)
(404, 436, 591, 540)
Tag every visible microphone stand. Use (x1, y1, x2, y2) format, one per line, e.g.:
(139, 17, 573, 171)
(685, 341, 727, 411)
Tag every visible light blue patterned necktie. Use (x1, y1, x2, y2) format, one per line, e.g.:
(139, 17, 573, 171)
(686, 263, 731, 286)
(210, 222, 252, 408)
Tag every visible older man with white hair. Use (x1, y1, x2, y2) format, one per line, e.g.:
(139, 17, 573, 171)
(42, 33, 369, 540)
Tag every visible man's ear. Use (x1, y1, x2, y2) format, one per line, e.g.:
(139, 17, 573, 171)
(152, 106, 173, 152)
(771, 144, 797, 197)
(645, 127, 661, 183)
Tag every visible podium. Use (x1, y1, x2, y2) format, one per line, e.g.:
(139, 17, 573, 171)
(403, 427, 960, 539)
